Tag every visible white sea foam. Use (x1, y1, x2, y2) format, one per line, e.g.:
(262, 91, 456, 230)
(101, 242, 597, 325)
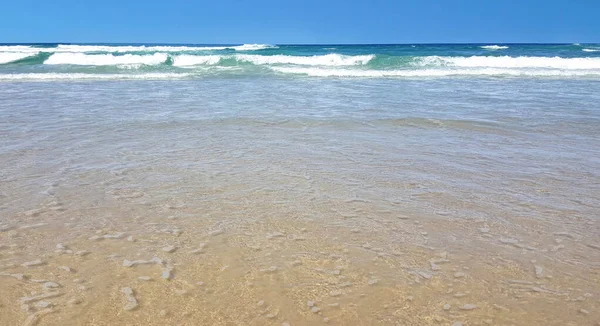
(117, 64, 144, 70)
(232, 44, 277, 51)
(55, 44, 206, 53)
(270, 66, 600, 77)
(37, 52, 373, 67)
(55, 44, 276, 52)
(0, 72, 192, 81)
(481, 45, 509, 50)
(0, 44, 276, 54)
(0, 52, 38, 64)
(583, 48, 600, 52)
(0, 46, 40, 53)
(170, 53, 374, 67)
(415, 56, 600, 69)
(44, 53, 168, 65)
(172, 55, 222, 67)
(235, 54, 374, 66)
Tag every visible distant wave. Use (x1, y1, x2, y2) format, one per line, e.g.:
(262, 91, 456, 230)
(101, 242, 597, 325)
(0, 44, 277, 54)
(173, 54, 375, 67)
(233, 44, 277, 51)
(3, 46, 600, 79)
(44, 53, 169, 66)
(39, 53, 375, 67)
(415, 56, 600, 69)
(7, 53, 600, 72)
(0, 45, 38, 53)
(480, 45, 509, 50)
(233, 54, 374, 66)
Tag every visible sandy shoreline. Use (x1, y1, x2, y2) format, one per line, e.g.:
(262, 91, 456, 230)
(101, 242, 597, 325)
(1, 176, 598, 325)
(1, 79, 599, 325)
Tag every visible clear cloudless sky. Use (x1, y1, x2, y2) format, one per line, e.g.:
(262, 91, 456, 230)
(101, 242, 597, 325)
(0, 0, 598, 44)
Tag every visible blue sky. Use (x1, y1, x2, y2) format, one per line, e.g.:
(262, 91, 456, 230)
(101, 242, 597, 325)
(0, 0, 598, 44)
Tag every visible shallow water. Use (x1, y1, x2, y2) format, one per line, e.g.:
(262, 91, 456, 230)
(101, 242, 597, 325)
(1, 78, 599, 325)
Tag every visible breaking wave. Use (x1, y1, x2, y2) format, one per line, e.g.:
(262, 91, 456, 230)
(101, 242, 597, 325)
(0, 44, 277, 54)
(480, 45, 509, 50)
(172, 55, 222, 66)
(415, 56, 600, 69)
(234, 54, 374, 66)
(2, 44, 600, 79)
(44, 53, 169, 66)
(0, 52, 39, 64)
(39, 53, 374, 67)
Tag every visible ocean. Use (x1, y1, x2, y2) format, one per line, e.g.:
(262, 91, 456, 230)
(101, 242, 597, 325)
(1, 43, 599, 325)
(1, 43, 600, 79)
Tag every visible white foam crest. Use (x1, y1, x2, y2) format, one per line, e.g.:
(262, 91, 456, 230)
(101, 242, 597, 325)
(583, 48, 600, 52)
(172, 55, 222, 67)
(55, 44, 205, 52)
(481, 45, 509, 50)
(0, 46, 40, 53)
(0, 52, 38, 64)
(55, 44, 254, 52)
(0, 44, 277, 53)
(415, 56, 600, 70)
(169, 53, 374, 67)
(235, 53, 374, 66)
(271, 66, 600, 77)
(0, 44, 276, 53)
(117, 64, 144, 70)
(44, 53, 168, 66)
(0, 45, 176, 53)
(0, 72, 192, 81)
(231, 44, 277, 51)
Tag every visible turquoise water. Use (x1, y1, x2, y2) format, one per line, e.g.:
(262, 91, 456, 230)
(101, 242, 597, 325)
(1, 43, 600, 79)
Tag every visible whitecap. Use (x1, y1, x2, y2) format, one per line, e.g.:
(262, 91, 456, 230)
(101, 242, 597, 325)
(234, 53, 374, 66)
(172, 55, 222, 67)
(55, 44, 276, 53)
(231, 44, 277, 51)
(170, 53, 374, 67)
(55, 44, 206, 53)
(44, 53, 168, 66)
(480, 45, 509, 50)
(413, 55, 600, 69)
(0, 45, 40, 53)
(0, 44, 277, 54)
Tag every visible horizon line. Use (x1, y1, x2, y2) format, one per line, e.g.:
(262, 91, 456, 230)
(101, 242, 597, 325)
(1, 42, 596, 46)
